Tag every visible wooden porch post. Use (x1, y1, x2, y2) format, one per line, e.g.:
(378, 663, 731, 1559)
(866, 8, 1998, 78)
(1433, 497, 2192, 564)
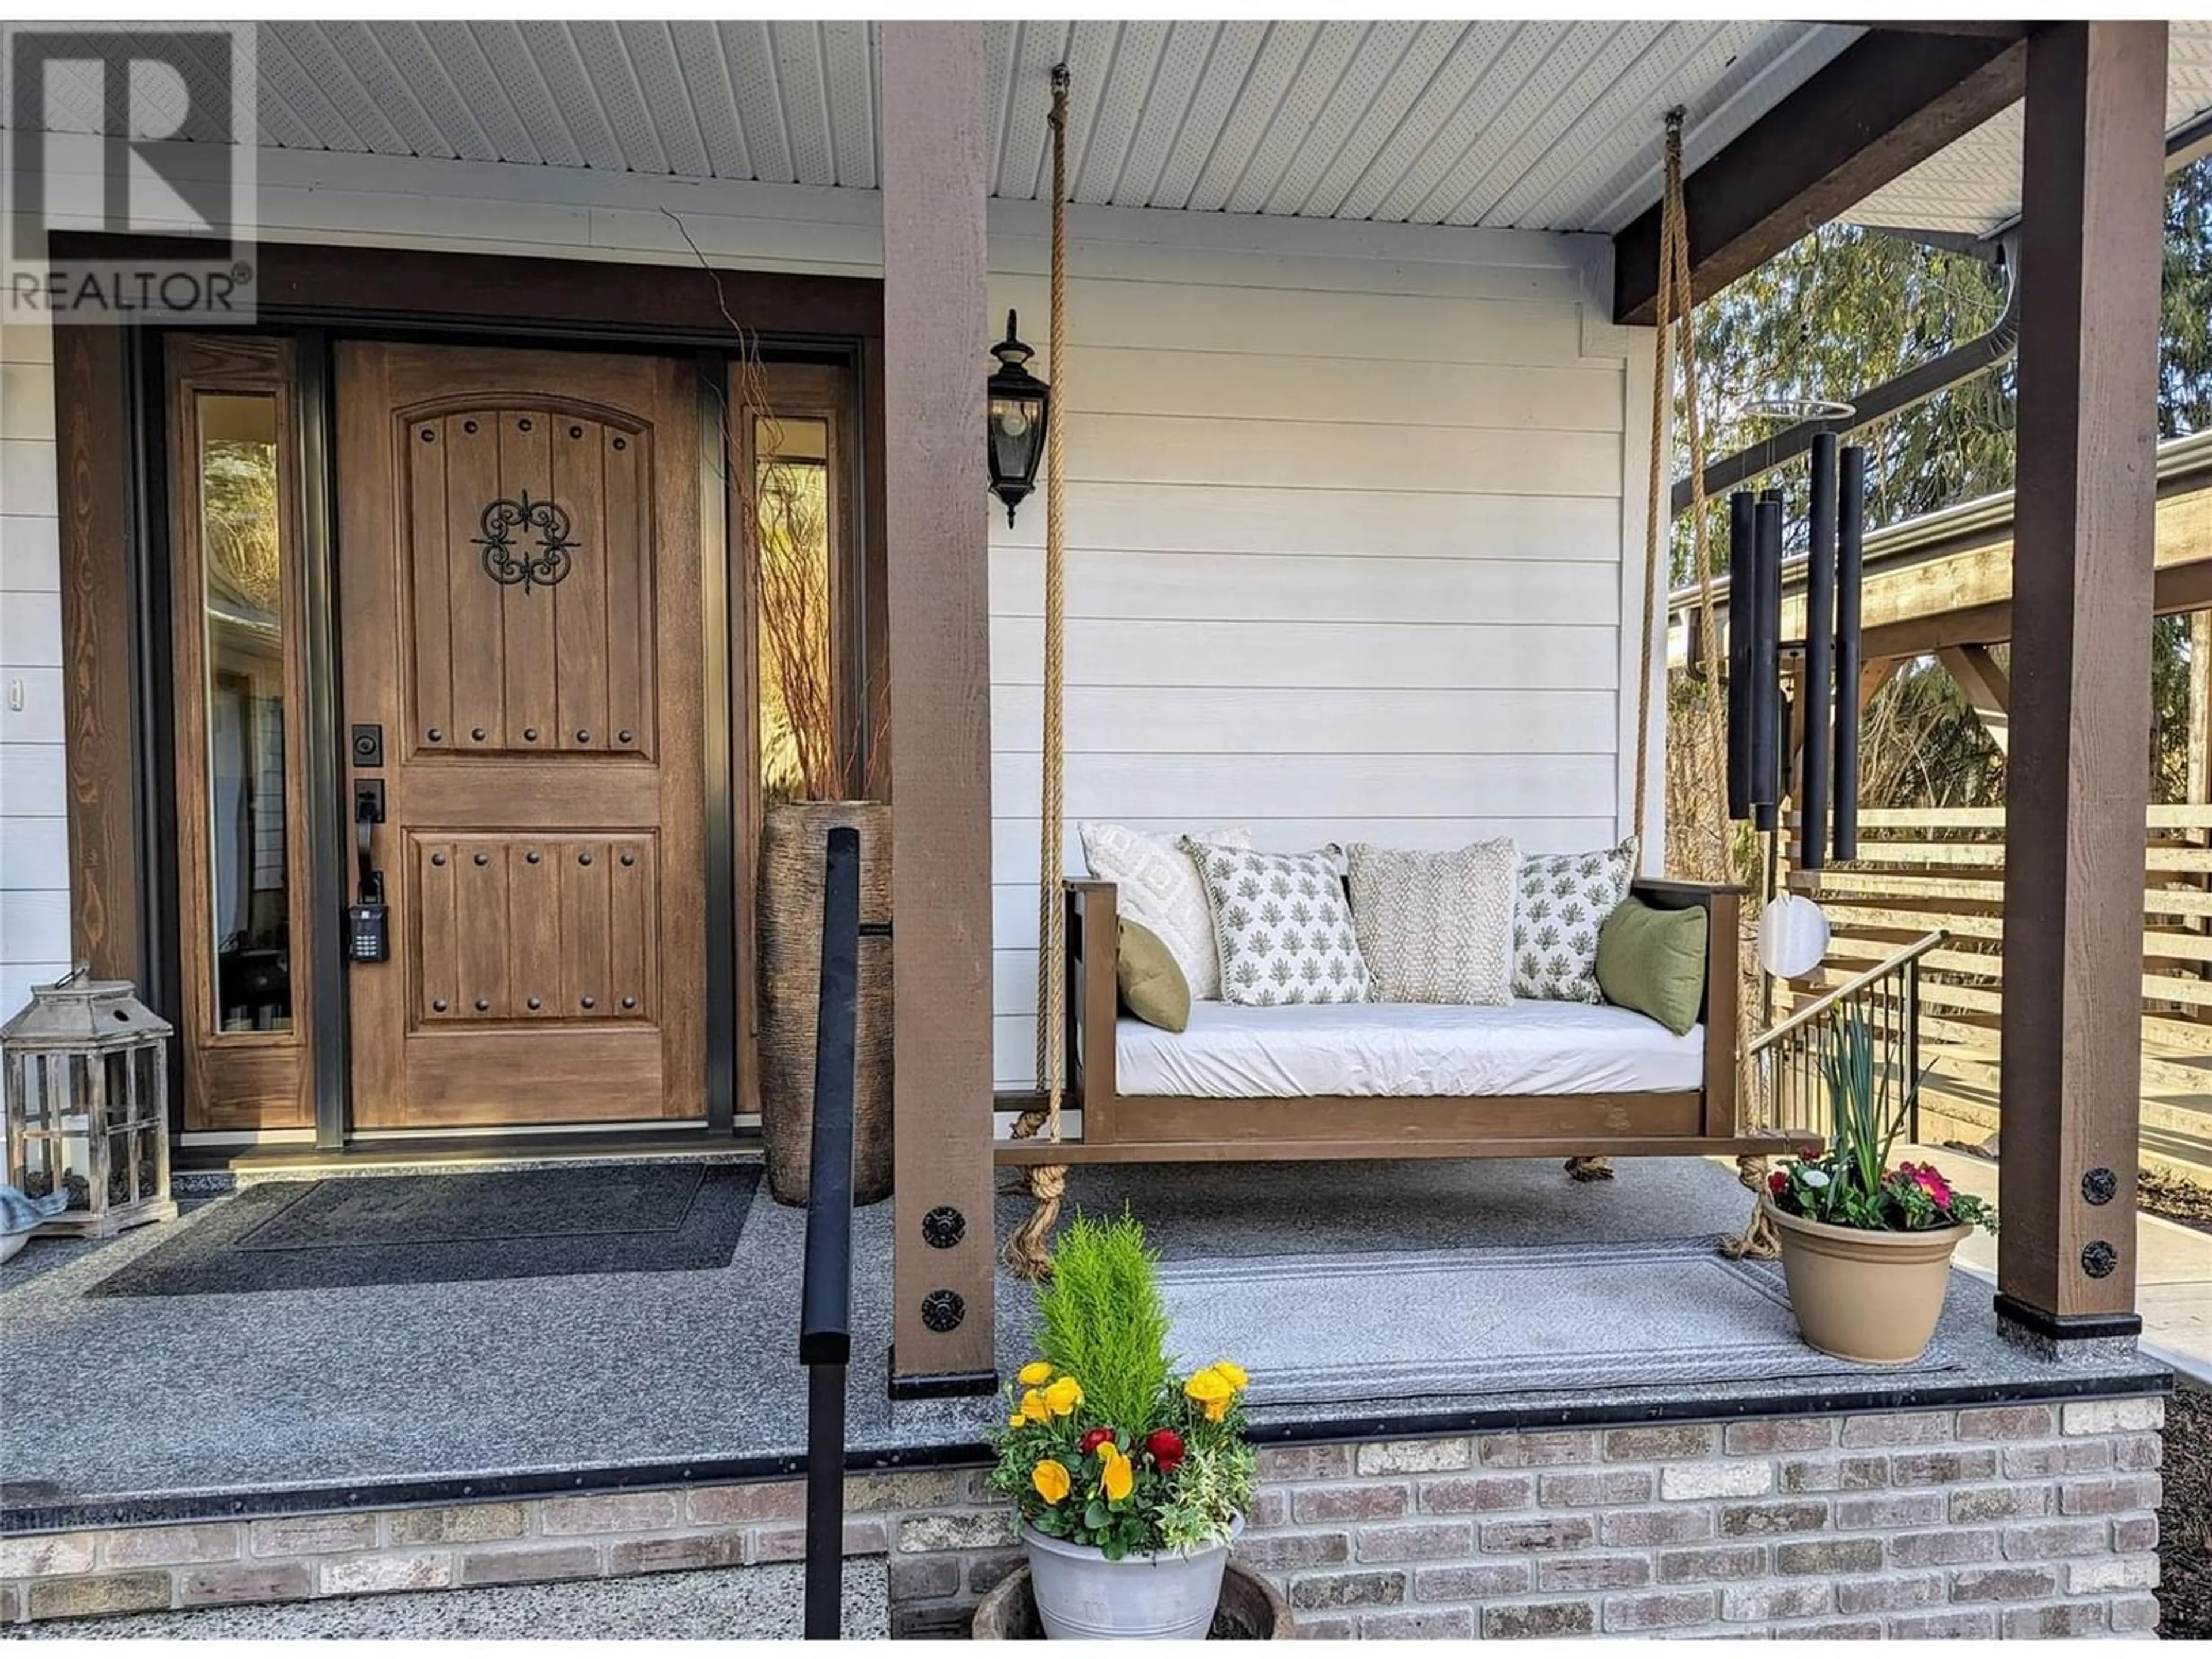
(1996, 20, 2168, 1349)
(52, 325, 143, 984)
(880, 21, 998, 1394)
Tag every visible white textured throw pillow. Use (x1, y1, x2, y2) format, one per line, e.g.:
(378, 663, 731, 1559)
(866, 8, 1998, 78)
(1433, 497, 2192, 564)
(1346, 839, 1518, 1005)
(1513, 838, 1639, 1003)
(1185, 843, 1373, 1007)
(1080, 823, 1252, 1001)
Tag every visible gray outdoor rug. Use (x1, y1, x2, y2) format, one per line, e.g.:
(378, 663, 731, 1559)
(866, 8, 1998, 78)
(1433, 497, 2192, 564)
(88, 1164, 759, 1297)
(1156, 1237, 1963, 1404)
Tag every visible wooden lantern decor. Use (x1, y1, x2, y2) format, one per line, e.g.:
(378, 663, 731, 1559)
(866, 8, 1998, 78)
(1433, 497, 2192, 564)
(1, 972, 177, 1238)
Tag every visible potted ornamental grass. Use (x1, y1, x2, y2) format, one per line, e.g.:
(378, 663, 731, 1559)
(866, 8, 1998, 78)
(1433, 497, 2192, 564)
(988, 1213, 1255, 1640)
(1763, 1014, 1996, 1364)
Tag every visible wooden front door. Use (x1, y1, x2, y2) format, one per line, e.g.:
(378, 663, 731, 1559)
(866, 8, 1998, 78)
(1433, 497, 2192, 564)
(336, 343, 704, 1129)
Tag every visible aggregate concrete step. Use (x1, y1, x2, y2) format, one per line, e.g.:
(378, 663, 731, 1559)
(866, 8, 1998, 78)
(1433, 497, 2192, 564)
(11, 1560, 891, 1640)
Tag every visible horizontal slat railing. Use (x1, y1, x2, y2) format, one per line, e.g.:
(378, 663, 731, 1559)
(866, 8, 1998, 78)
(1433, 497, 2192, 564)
(1785, 804, 2212, 1150)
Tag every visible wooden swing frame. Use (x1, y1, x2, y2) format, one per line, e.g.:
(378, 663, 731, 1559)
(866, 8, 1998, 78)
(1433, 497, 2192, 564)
(994, 876, 1800, 1169)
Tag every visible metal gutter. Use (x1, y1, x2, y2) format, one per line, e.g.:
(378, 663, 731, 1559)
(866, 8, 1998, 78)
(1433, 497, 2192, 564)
(1675, 104, 2212, 526)
(1673, 233, 2020, 519)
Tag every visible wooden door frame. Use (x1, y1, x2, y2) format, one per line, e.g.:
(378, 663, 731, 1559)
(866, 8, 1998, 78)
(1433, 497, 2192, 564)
(52, 234, 885, 1153)
(160, 334, 319, 1132)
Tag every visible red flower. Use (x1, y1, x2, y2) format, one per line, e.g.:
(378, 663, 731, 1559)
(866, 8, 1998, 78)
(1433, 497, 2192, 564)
(1078, 1427, 1116, 1457)
(1767, 1169, 1788, 1196)
(1145, 1429, 1186, 1474)
(1903, 1162, 1953, 1206)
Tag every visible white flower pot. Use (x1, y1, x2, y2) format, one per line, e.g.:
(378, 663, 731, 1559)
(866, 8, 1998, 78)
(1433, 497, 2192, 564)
(1022, 1516, 1243, 1641)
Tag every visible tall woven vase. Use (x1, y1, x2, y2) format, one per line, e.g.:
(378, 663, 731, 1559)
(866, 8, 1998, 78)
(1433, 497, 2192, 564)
(758, 801, 894, 1206)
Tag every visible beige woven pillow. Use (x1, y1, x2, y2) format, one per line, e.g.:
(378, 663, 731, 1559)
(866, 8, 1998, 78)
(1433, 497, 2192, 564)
(1346, 839, 1520, 1005)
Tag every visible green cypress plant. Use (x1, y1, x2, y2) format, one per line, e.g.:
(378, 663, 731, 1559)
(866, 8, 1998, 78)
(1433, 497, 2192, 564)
(1033, 1210, 1172, 1435)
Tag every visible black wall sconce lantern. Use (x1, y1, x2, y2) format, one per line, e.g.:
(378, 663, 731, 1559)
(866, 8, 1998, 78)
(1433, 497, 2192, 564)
(986, 310, 1049, 526)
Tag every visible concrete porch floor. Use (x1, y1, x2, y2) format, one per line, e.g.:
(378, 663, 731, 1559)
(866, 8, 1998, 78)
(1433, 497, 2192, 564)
(0, 1153, 2167, 1535)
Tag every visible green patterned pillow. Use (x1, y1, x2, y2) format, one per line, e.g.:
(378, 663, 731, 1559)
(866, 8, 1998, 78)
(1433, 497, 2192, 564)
(1183, 843, 1373, 1007)
(1512, 838, 1639, 1003)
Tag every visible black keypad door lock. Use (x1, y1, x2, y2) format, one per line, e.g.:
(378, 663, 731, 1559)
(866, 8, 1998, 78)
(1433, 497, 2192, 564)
(348, 783, 389, 964)
(347, 899, 389, 963)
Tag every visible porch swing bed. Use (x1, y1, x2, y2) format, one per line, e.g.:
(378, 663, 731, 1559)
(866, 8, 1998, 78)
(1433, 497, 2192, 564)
(995, 96, 1798, 1179)
(993, 876, 1801, 1169)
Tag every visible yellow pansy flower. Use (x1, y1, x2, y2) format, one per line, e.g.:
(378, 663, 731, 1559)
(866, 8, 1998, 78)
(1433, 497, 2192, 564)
(1185, 1369, 1233, 1406)
(1210, 1361, 1249, 1391)
(1185, 1368, 1234, 1423)
(1031, 1459, 1072, 1503)
(1017, 1361, 1054, 1387)
(1007, 1414, 1026, 1429)
(1101, 1449, 1134, 1502)
(1018, 1388, 1049, 1423)
(1043, 1376, 1084, 1417)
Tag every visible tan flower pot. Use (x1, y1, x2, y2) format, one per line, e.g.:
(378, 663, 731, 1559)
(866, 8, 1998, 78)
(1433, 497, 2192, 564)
(1764, 1197, 1970, 1365)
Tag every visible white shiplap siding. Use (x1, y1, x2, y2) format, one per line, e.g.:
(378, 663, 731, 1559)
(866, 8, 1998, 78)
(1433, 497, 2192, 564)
(0, 307, 70, 1024)
(0, 150, 1652, 1097)
(984, 224, 1641, 1088)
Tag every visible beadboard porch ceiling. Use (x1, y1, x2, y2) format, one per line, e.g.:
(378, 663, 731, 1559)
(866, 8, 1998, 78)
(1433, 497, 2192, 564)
(24, 21, 1864, 233)
(17, 21, 2212, 249)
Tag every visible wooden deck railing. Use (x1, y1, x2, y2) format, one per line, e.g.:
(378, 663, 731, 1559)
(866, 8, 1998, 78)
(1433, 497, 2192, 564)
(1784, 805, 2212, 1157)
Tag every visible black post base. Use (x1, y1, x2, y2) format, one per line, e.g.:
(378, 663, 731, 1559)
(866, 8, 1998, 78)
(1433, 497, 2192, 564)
(887, 1349, 999, 1400)
(1994, 1293, 2142, 1362)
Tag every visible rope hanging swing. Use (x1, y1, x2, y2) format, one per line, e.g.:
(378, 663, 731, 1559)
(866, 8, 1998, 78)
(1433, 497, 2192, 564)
(1006, 63, 1074, 1282)
(1631, 109, 1778, 1258)
(1003, 100, 1777, 1274)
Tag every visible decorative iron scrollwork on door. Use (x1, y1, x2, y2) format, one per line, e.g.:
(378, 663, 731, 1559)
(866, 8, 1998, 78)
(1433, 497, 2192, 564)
(474, 493, 578, 592)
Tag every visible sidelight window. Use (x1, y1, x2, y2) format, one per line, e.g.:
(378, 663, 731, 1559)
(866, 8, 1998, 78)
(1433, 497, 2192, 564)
(192, 392, 293, 1032)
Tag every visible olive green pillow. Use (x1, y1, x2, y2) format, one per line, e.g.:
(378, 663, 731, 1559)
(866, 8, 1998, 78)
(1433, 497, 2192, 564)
(1117, 918, 1191, 1033)
(1595, 899, 1708, 1037)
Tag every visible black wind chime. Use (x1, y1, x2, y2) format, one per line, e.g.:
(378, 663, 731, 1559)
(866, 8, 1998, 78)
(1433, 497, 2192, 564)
(1725, 431, 1868, 872)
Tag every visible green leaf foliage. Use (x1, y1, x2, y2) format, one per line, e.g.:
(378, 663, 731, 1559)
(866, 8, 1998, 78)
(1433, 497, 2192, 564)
(1034, 1209, 1175, 1438)
(1769, 1011, 1995, 1234)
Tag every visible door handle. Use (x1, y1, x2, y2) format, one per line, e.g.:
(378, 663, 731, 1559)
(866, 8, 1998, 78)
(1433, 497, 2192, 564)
(347, 783, 390, 963)
(354, 781, 385, 903)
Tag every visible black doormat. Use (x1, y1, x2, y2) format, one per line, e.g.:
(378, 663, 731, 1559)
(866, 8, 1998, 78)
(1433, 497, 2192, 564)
(89, 1163, 760, 1297)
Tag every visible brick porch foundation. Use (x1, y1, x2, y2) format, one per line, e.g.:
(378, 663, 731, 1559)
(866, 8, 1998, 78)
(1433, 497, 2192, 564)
(0, 1397, 2162, 1637)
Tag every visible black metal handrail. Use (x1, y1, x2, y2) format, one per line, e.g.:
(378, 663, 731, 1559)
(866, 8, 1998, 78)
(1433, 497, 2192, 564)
(800, 825, 861, 1640)
(1750, 931, 1943, 1144)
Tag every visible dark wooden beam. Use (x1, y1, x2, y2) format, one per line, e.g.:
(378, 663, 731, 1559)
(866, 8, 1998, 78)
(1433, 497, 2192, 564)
(1997, 21, 2168, 1342)
(880, 21, 998, 1393)
(1849, 21, 2033, 37)
(53, 324, 142, 984)
(1612, 31, 2027, 325)
(50, 233, 885, 340)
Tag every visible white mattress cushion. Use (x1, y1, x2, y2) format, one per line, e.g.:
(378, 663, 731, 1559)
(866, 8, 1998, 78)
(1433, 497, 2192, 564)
(1115, 998, 1704, 1099)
